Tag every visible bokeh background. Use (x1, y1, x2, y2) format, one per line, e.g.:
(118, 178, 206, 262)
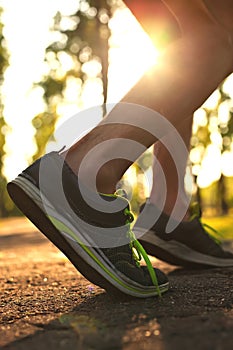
(0, 0, 233, 238)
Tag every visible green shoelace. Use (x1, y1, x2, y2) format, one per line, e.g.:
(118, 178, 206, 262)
(189, 202, 224, 245)
(123, 205, 161, 297)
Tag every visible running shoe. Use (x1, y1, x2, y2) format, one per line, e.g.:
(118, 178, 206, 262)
(134, 201, 233, 268)
(7, 152, 169, 298)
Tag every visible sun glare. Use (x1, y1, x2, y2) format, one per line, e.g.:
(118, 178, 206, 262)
(107, 7, 159, 102)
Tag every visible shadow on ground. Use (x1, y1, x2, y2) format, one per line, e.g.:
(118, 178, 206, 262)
(1, 266, 232, 350)
(0, 219, 232, 350)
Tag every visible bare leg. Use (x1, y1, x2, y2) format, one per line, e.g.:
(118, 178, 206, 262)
(150, 117, 193, 219)
(144, 0, 233, 219)
(122, 0, 181, 47)
(62, 0, 233, 195)
(126, 1, 192, 219)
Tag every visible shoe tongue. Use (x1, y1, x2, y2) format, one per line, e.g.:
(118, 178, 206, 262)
(61, 157, 130, 228)
(138, 201, 195, 233)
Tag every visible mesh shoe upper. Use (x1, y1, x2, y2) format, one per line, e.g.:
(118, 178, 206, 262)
(136, 201, 233, 260)
(20, 152, 168, 289)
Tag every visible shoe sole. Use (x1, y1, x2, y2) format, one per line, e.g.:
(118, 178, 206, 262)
(136, 229, 233, 268)
(7, 176, 169, 298)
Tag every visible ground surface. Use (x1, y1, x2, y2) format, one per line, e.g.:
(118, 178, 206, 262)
(0, 217, 232, 350)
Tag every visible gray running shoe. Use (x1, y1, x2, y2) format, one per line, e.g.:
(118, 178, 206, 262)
(7, 152, 169, 298)
(134, 201, 233, 268)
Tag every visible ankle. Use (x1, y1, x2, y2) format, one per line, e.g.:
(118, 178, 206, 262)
(149, 194, 190, 221)
(62, 149, 122, 194)
(95, 163, 119, 194)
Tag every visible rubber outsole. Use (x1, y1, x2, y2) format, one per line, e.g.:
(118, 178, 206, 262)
(137, 229, 233, 268)
(139, 239, 208, 268)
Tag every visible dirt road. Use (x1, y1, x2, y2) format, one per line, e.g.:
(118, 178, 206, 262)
(0, 218, 232, 350)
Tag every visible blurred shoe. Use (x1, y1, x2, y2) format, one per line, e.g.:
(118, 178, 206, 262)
(134, 201, 233, 268)
(7, 152, 169, 298)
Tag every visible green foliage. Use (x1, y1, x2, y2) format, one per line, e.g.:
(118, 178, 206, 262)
(195, 126, 210, 147)
(41, 77, 65, 101)
(0, 1, 114, 216)
(190, 82, 233, 214)
(32, 112, 57, 159)
(203, 215, 233, 240)
(0, 8, 8, 82)
(0, 7, 13, 217)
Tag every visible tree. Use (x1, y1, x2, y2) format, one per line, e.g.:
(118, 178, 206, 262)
(33, 0, 112, 159)
(0, 7, 12, 217)
(190, 81, 233, 215)
(0, 1, 118, 216)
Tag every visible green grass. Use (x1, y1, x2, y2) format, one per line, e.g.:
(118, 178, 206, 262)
(202, 215, 233, 240)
